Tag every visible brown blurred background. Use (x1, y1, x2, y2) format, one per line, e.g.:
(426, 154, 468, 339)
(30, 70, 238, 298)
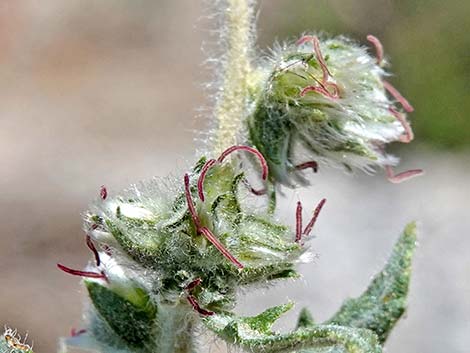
(0, 1, 468, 352)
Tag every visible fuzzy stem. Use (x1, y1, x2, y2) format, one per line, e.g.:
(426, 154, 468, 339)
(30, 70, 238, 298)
(156, 304, 197, 353)
(213, 0, 254, 155)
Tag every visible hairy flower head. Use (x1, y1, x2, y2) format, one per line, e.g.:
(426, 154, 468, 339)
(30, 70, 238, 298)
(247, 34, 422, 186)
(58, 146, 329, 353)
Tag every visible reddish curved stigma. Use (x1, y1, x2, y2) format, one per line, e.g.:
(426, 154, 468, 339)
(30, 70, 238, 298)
(187, 295, 214, 316)
(389, 107, 414, 143)
(197, 159, 217, 202)
(57, 263, 107, 281)
(385, 166, 423, 183)
(100, 185, 107, 200)
(185, 278, 202, 291)
(184, 174, 244, 269)
(303, 198, 327, 237)
(184, 173, 202, 230)
(199, 227, 244, 269)
(296, 161, 319, 173)
(295, 201, 303, 243)
(217, 145, 268, 181)
(70, 329, 87, 337)
(366, 35, 384, 66)
(383, 81, 414, 112)
(86, 234, 101, 266)
(297, 35, 339, 100)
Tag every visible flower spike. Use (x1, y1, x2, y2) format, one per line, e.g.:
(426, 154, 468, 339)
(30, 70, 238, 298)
(249, 34, 421, 186)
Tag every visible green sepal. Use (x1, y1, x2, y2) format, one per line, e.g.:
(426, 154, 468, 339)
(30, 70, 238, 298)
(326, 222, 417, 343)
(85, 281, 157, 348)
(243, 302, 294, 333)
(203, 304, 381, 353)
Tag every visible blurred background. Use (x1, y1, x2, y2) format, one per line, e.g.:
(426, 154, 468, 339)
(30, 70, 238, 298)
(0, 1, 468, 352)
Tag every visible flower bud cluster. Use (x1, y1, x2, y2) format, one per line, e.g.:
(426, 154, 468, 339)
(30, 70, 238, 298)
(248, 34, 422, 186)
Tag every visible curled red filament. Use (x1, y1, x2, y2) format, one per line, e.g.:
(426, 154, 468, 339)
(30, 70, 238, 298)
(100, 185, 108, 200)
(57, 263, 107, 281)
(385, 165, 423, 183)
(297, 35, 339, 100)
(70, 328, 87, 337)
(199, 227, 244, 269)
(86, 234, 101, 266)
(383, 80, 414, 112)
(303, 198, 327, 237)
(197, 159, 217, 201)
(296, 161, 318, 173)
(295, 201, 303, 243)
(312, 35, 331, 83)
(185, 278, 202, 291)
(296, 35, 331, 82)
(300, 84, 339, 100)
(217, 145, 268, 181)
(184, 173, 202, 230)
(187, 295, 214, 316)
(389, 107, 414, 143)
(184, 174, 244, 269)
(366, 34, 384, 66)
(197, 146, 269, 203)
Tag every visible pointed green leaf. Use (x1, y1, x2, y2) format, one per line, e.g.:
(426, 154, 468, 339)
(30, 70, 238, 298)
(85, 281, 157, 348)
(204, 307, 381, 353)
(244, 302, 294, 333)
(326, 222, 417, 343)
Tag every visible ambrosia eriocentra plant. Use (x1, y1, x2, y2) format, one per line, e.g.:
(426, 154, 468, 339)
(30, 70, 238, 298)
(53, 1, 422, 353)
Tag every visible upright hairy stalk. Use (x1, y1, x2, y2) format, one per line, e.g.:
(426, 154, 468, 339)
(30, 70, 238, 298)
(212, 0, 254, 154)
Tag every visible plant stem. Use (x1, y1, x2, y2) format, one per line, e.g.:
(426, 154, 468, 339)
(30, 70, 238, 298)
(156, 304, 197, 353)
(213, 0, 254, 155)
